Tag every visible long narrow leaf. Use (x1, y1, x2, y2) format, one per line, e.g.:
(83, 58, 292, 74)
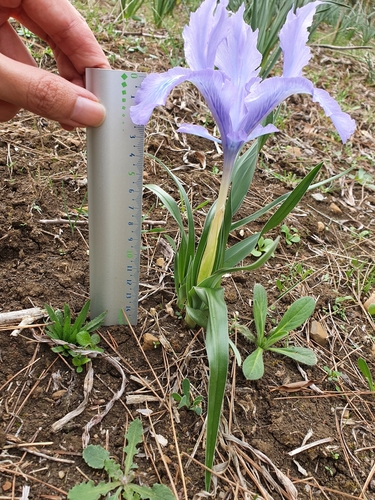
(72, 300, 90, 335)
(253, 284, 267, 341)
(261, 163, 322, 235)
(230, 165, 354, 232)
(223, 232, 260, 268)
(194, 287, 229, 490)
(200, 237, 280, 289)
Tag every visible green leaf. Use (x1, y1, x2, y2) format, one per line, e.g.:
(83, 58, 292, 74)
(266, 297, 315, 345)
(230, 165, 354, 233)
(76, 331, 92, 347)
(71, 300, 91, 335)
(126, 483, 176, 499)
(185, 305, 208, 329)
(193, 287, 229, 490)
(84, 310, 107, 333)
(72, 356, 90, 368)
(261, 163, 322, 235)
(171, 393, 182, 403)
(229, 338, 242, 366)
(223, 232, 260, 268)
(62, 304, 73, 342)
(182, 378, 191, 398)
(90, 333, 101, 346)
(67, 480, 121, 500)
(82, 444, 110, 469)
(235, 323, 256, 343)
(45, 304, 63, 337)
(358, 358, 375, 391)
(269, 346, 317, 366)
(253, 284, 267, 342)
(103, 458, 123, 481)
(242, 347, 265, 380)
(124, 418, 143, 476)
(229, 141, 258, 216)
(107, 486, 123, 500)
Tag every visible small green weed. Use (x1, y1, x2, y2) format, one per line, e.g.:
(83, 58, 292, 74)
(67, 418, 176, 499)
(237, 283, 316, 380)
(171, 378, 203, 415)
(281, 223, 301, 245)
(45, 300, 106, 373)
(357, 358, 375, 391)
(251, 236, 275, 257)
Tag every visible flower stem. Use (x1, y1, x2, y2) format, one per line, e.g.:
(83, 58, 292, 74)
(197, 157, 233, 284)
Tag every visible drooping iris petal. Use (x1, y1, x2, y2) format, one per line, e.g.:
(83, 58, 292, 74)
(242, 76, 355, 143)
(183, 0, 230, 70)
(280, 1, 322, 78)
(312, 88, 356, 142)
(242, 76, 315, 133)
(177, 123, 221, 143)
(130, 67, 194, 124)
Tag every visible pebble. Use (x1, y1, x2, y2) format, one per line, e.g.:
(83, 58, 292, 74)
(310, 320, 328, 346)
(329, 202, 342, 214)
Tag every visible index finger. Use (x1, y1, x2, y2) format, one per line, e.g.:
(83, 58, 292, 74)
(11, 0, 110, 73)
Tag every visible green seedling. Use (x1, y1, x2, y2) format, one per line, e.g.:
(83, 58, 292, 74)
(357, 358, 375, 391)
(238, 283, 316, 380)
(45, 300, 106, 373)
(323, 366, 342, 383)
(368, 304, 375, 317)
(171, 378, 203, 416)
(281, 223, 301, 245)
(251, 236, 275, 257)
(67, 418, 176, 500)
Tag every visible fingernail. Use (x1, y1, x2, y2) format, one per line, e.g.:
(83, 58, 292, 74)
(71, 96, 106, 127)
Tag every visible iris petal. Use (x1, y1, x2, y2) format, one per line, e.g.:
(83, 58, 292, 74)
(177, 123, 221, 143)
(183, 0, 230, 70)
(312, 88, 356, 143)
(215, 5, 261, 88)
(280, 1, 322, 78)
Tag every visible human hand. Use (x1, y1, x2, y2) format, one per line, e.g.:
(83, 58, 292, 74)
(0, 0, 111, 129)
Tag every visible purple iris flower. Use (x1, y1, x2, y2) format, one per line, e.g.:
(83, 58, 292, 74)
(130, 0, 355, 157)
(130, 0, 355, 282)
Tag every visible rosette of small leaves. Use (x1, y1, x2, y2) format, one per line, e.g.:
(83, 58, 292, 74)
(67, 418, 176, 500)
(44, 300, 106, 373)
(238, 283, 317, 380)
(171, 378, 203, 416)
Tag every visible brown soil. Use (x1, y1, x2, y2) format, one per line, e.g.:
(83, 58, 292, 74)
(1, 7, 375, 500)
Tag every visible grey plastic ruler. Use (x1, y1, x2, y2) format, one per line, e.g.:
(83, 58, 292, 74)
(86, 69, 145, 325)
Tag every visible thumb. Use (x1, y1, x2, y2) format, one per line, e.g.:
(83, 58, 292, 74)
(0, 54, 106, 127)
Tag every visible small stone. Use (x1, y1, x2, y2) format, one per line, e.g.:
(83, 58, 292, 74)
(52, 389, 67, 400)
(58, 471, 65, 479)
(2, 481, 12, 492)
(317, 221, 325, 232)
(329, 202, 342, 214)
(141, 333, 160, 351)
(310, 320, 328, 346)
(156, 257, 165, 267)
(363, 292, 375, 313)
